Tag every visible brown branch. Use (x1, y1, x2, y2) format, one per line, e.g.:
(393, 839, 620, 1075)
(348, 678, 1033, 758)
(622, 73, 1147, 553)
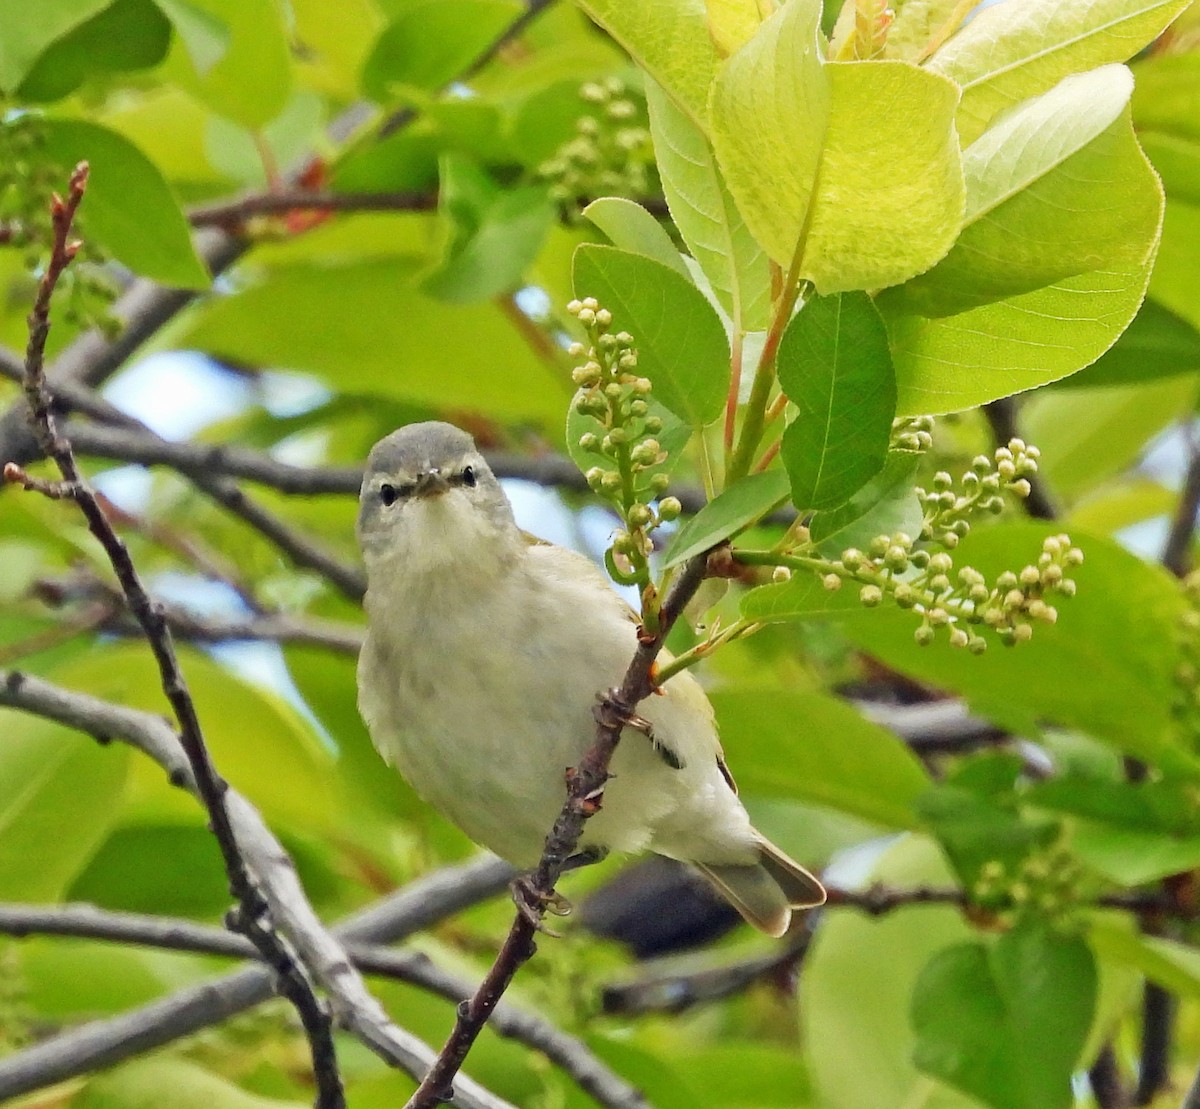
(1089, 1044, 1129, 1109)
(406, 553, 712, 1108)
(0, 903, 646, 1109)
(1162, 425, 1200, 577)
(1135, 980, 1173, 1104)
(5, 165, 346, 1108)
(982, 397, 1059, 519)
(189, 189, 438, 228)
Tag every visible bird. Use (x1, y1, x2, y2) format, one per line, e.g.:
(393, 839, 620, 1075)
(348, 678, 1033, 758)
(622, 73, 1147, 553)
(355, 421, 826, 936)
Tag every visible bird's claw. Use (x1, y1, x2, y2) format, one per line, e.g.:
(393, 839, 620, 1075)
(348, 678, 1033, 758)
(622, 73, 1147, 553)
(511, 875, 572, 936)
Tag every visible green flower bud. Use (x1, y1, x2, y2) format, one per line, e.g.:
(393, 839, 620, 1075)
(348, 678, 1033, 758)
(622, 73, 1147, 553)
(567, 341, 586, 357)
(972, 455, 993, 474)
(860, 584, 883, 607)
(914, 624, 935, 646)
(822, 573, 843, 592)
(997, 571, 1018, 590)
(649, 473, 670, 494)
(566, 299, 582, 315)
(629, 399, 648, 417)
(607, 427, 628, 446)
(1004, 588, 1025, 609)
(657, 496, 682, 521)
(628, 503, 653, 528)
(1011, 478, 1032, 498)
(595, 308, 613, 328)
(1019, 565, 1040, 586)
(894, 583, 917, 608)
(932, 471, 953, 491)
(633, 377, 653, 395)
(1013, 623, 1033, 643)
(1064, 547, 1084, 567)
(585, 467, 606, 489)
(885, 545, 909, 571)
(929, 574, 951, 593)
(949, 628, 969, 648)
(772, 565, 792, 583)
(604, 382, 624, 400)
(578, 432, 600, 452)
(644, 416, 663, 434)
(929, 552, 953, 574)
(842, 547, 865, 570)
(1057, 579, 1077, 597)
(577, 307, 596, 326)
(968, 635, 987, 655)
(929, 607, 950, 627)
(581, 297, 599, 311)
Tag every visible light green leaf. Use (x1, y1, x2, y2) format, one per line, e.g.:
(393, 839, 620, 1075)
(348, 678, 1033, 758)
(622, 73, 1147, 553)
(1068, 477, 1177, 535)
(1022, 374, 1197, 500)
(575, 0, 719, 125)
(1072, 820, 1200, 884)
(1091, 921, 1200, 1000)
(881, 261, 1156, 416)
(178, 258, 571, 424)
(1132, 53, 1200, 205)
(361, 0, 521, 102)
(803, 836, 983, 1109)
(710, 689, 933, 828)
(839, 525, 1192, 771)
(151, 0, 230, 75)
(75, 1057, 308, 1109)
(740, 568, 868, 622)
(912, 921, 1097, 1109)
(17, 0, 171, 102)
(710, 6, 964, 292)
(645, 77, 771, 330)
(662, 469, 790, 568)
(582, 197, 688, 276)
(163, 0, 292, 128)
(0, 0, 108, 91)
(898, 67, 1160, 316)
(0, 709, 129, 900)
(926, 0, 1193, 145)
(34, 120, 209, 288)
(572, 244, 730, 427)
(803, 62, 963, 293)
(778, 291, 897, 510)
(1149, 200, 1200, 332)
(884, 0, 977, 62)
(707, 0, 829, 267)
(809, 451, 922, 557)
(1065, 298, 1200, 388)
(423, 157, 554, 302)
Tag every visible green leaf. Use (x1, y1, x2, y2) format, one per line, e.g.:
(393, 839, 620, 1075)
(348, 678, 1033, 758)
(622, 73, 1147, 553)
(662, 469, 790, 568)
(178, 257, 572, 424)
(840, 525, 1193, 771)
(0, 0, 108, 91)
(423, 157, 554, 302)
(709, 5, 964, 291)
(1064, 297, 1200, 387)
(803, 836, 982, 1109)
(75, 1057, 308, 1109)
(1091, 921, 1200, 1000)
(1021, 374, 1198, 500)
(880, 260, 1156, 416)
(34, 120, 209, 289)
(572, 244, 730, 427)
(361, 0, 521, 102)
(926, 0, 1193, 146)
(710, 689, 933, 828)
(162, 0, 292, 128)
(582, 196, 688, 277)
(740, 568, 869, 623)
(911, 921, 1097, 1109)
(151, 0, 230, 76)
(809, 451, 922, 558)
(575, 0, 719, 125)
(0, 709, 129, 900)
(778, 291, 897, 511)
(1072, 821, 1200, 885)
(645, 77, 771, 330)
(896, 66, 1161, 316)
(1133, 53, 1200, 205)
(17, 0, 171, 102)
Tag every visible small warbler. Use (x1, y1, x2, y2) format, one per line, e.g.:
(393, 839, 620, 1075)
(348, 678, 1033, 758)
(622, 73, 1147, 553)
(356, 422, 825, 935)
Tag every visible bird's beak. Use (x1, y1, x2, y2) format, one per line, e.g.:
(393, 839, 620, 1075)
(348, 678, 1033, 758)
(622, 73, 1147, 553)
(414, 469, 451, 498)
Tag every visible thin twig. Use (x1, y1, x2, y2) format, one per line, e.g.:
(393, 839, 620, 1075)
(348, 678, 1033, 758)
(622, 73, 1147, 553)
(1088, 1044, 1128, 1109)
(0, 903, 648, 1109)
(6, 165, 346, 1109)
(1162, 425, 1200, 577)
(189, 189, 438, 228)
(0, 668, 516, 1109)
(405, 552, 711, 1108)
(1134, 980, 1173, 1104)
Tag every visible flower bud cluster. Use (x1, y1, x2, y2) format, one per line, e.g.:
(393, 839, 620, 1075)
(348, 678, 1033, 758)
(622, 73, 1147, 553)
(569, 298, 675, 596)
(812, 527, 1080, 651)
(1174, 571, 1200, 745)
(537, 79, 655, 217)
(917, 439, 1041, 549)
(971, 842, 1085, 923)
(0, 118, 118, 334)
(891, 414, 934, 454)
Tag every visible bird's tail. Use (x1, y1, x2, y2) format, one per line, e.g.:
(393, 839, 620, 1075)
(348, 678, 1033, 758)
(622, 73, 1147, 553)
(694, 833, 826, 937)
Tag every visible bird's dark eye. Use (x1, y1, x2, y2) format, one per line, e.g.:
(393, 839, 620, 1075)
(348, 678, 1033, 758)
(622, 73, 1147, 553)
(379, 483, 398, 506)
(460, 465, 477, 488)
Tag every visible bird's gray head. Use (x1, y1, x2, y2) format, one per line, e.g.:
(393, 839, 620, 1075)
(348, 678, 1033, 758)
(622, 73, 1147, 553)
(357, 422, 518, 574)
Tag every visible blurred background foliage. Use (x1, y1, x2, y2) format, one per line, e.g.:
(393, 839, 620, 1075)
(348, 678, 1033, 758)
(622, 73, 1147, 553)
(2, 1, 1200, 1107)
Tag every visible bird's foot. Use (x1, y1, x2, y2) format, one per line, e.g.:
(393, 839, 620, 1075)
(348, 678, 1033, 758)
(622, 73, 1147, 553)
(593, 689, 685, 770)
(562, 845, 609, 873)
(511, 874, 572, 936)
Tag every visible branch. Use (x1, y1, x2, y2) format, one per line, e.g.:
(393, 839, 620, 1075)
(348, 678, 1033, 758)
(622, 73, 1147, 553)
(1162, 426, 1200, 577)
(982, 398, 1059, 520)
(1134, 980, 1173, 1105)
(0, 668, 517, 1108)
(190, 189, 438, 228)
(407, 553, 712, 1108)
(0, 904, 647, 1109)
(8, 172, 346, 1099)
(1088, 1044, 1128, 1109)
